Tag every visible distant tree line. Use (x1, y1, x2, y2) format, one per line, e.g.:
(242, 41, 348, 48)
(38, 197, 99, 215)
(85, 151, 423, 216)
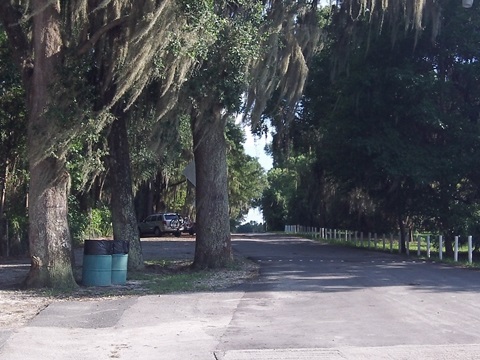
(261, 0, 480, 256)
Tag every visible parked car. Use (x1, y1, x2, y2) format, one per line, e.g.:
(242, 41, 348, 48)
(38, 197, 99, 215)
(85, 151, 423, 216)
(179, 216, 196, 236)
(138, 213, 183, 237)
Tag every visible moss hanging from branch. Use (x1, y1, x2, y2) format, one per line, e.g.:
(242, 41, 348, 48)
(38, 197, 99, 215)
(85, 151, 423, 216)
(244, 1, 322, 126)
(244, 0, 442, 133)
(6, 0, 218, 168)
(330, 0, 442, 78)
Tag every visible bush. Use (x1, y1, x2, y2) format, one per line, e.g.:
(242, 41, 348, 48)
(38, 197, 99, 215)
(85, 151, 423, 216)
(68, 196, 113, 246)
(5, 214, 28, 256)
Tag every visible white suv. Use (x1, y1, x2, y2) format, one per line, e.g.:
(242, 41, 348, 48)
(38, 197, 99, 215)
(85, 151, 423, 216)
(138, 213, 183, 237)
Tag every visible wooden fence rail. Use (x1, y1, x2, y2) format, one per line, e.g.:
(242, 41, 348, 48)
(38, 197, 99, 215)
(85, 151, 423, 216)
(284, 225, 475, 264)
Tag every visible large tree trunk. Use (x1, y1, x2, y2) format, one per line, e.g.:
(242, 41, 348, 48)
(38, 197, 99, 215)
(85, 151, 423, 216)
(0, 159, 7, 256)
(24, 1, 76, 288)
(444, 232, 454, 258)
(192, 107, 232, 269)
(182, 181, 196, 219)
(25, 159, 75, 288)
(107, 112, 144, 270)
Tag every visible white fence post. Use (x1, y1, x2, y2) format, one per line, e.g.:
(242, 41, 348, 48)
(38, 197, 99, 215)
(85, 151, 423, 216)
(439, 235, 443, 260)
(454, 236, 459, 262)
(295, 227, 477, 265)
(427, 235, 431, 258)
(468, 236, 473, 264)
(417, 235, 421, 257)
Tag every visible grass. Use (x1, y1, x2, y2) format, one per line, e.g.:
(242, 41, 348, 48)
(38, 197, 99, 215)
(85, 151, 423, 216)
(144, 259, 174, 267)
(128, 259, 211, 293)
(131, 271, 211, 293)
(27, 257, 258, 300)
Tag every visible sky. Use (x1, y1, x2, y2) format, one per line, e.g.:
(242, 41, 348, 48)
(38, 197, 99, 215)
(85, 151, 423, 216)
(241, 125, 272, 224)
(243, 126, 273, 171)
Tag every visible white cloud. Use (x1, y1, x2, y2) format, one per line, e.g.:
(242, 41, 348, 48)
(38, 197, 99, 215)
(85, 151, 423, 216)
(242, 125, 273, 171)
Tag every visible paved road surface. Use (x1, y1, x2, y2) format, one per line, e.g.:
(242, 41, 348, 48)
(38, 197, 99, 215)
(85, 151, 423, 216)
(2, 233, 480, 359)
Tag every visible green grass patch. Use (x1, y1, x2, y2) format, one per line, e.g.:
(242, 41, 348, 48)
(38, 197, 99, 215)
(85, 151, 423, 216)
(137, 271, 211, 293)
(33, 257, 253, 300)
(144, 259, 174, 267)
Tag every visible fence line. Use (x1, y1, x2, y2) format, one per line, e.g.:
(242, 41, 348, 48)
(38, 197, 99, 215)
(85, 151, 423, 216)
(284, 225, 475, 264)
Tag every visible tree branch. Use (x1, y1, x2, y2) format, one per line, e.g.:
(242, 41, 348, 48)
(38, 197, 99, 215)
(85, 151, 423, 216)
(0, 2, 33, 83)
(169, 178, 187, 188)
(77, 16, 129, 56)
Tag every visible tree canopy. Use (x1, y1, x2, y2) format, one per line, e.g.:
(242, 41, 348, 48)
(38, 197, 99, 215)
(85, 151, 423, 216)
(263, 0, 480, 254)
(2, 0, 477, 287)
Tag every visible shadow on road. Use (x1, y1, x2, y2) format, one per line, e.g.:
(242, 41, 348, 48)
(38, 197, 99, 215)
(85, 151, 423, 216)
(231, 233, 480, 295)
(2, 233, 480, 296)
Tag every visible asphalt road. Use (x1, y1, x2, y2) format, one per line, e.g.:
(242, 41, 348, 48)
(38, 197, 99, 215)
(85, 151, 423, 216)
(221, 234, 480, 359)
(2, 233, 480, 359)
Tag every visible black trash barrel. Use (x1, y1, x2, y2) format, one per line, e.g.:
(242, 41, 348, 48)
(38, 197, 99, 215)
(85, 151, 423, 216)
(82, 240, 113, 286)
(112, 240, 129, 285)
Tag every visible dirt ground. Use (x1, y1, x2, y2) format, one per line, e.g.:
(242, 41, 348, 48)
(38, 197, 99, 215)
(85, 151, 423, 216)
(0, 236, 258, 330)
(0, 257, 51, 329)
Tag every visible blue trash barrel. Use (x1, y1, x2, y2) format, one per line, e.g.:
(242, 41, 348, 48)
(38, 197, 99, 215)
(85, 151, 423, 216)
(82, 240, 113, 286)
(111, 240, 129, 285)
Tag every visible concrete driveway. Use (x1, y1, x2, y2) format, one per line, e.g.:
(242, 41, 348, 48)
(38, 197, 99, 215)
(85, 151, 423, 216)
(2, 233, 480, 359)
